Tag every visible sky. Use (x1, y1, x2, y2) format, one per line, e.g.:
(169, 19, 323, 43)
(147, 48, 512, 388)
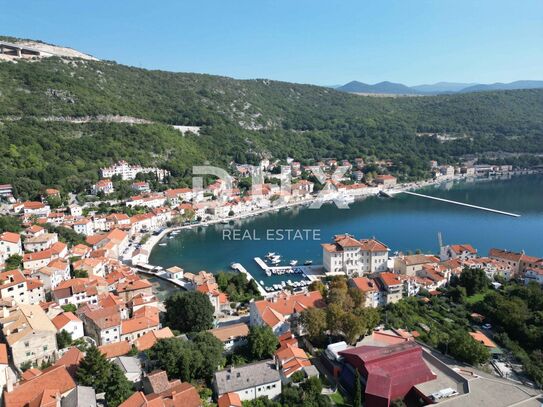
(1, 0, 542, 86)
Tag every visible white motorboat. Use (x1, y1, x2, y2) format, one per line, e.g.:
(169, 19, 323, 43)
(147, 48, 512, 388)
(289, 260, 298, 266)
(304, 260, 313, 265)
(158, 243, 167, 246)
(266, 252, 275, 258)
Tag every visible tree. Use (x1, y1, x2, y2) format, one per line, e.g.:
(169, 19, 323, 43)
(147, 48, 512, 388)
(105, 363, 134, 407)
(448, 331, 490, 365)
(0, 216, 22, 233)
(353, 369, 362, 407)
(164, 291, 214, 333)
(191, 332, 225, 381)
(309, 280, 326, 297)
(290, 371, 305, 383)
(62, 303, 77, 313)
(341, 312, 364, 345)
(4, 254, 22, 270)
(353, 306, 380, 336)
(326, 303, 344, 336)
(459, 268, 490, 296)
(76, 346, 112, 393)
(247, 325, 278, 360)
(242, 397, 281, 407)
(148, 336, 223, 383)
(449, 286, 467, 303)
(72, 269, 89, 278)
(148, 338, 186, 379)
(300, 308, 327, 341)
(56, 330, 73, 349)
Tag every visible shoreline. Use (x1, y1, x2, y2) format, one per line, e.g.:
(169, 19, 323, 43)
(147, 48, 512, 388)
(138, 170, 538, 268)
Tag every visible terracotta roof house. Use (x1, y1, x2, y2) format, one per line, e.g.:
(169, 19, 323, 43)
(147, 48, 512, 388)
(134, 327, 174, 351)
(250, 291, 325, 335)
(53, 346, 84, 378)
(208, 323, 249, 352)
(217, 392, 242, 407)
(3, 365, 76, 407)
(120, 381, 201, 407)
(99, 341, 132, 359)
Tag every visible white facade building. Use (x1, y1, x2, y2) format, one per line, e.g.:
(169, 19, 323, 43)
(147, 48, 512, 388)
(322, 234, 389, 275)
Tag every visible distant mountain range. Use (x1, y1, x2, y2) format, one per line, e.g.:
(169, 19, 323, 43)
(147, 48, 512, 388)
(335, 80, 543, 95)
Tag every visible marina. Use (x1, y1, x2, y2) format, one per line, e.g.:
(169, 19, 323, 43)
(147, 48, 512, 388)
(253, 256, 316, 293)
(149, 174, 543, 288)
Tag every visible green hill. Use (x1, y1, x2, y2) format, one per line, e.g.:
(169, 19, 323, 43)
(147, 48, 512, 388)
(1, 54, 542, 198)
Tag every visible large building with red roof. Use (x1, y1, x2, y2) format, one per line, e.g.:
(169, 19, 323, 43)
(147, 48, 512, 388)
(339, 341, 437, 407)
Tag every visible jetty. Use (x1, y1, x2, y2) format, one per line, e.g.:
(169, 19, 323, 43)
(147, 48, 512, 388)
(402, 191, 521, 217)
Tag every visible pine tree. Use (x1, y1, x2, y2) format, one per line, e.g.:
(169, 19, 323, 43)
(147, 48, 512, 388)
(354, 369, 362, 407)
(105, 363, 134, 407)
(76, 346, 111, 393)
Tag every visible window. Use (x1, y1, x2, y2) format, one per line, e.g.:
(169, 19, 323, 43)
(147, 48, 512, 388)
(24, 341, 29, 347)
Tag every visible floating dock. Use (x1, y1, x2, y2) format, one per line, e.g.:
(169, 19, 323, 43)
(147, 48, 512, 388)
(402, 191, 521, 217)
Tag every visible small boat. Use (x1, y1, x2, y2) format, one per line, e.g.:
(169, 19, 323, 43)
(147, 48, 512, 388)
(266, 252, 276, 258)
(304, 260, 313, 265)
(271, 259, 280, 265)
(259, 280, 265, 286)
(266, 270, 272, 277)
(289, 260, 298, 266)
(158, 243, 167, 247)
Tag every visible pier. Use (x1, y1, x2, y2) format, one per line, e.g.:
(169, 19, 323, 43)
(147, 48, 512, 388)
(402, 191, 521, 217)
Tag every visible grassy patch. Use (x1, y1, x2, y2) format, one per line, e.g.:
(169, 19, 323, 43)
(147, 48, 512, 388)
(329, 390, 352, 407)
(465, 291, 487, 304)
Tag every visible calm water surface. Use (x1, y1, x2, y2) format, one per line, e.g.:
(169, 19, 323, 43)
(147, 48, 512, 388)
(149, 174, 543, 284)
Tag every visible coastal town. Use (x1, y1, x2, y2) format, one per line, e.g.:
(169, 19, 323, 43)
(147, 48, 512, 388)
(0, 156, 541, 407)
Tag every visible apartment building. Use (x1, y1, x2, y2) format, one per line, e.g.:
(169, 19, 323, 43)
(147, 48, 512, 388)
(0, 270, 29, 305)
(322, 234, 389, 275)
(0, 304, 58, 368)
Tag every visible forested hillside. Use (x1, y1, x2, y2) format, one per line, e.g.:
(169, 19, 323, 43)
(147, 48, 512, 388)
(1, 55, 542, 197)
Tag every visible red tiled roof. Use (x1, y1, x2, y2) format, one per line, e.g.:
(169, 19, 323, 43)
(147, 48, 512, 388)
(134, 327, 174, 351)
(0, 231, 20, 244)
(218, 392, 242, 407)
(469, 331, 497, 348)
(51, 312, 81, 330)
(351, 277, 378, 292)
(3, 366, 75, 407)
(378, 272, 402, 287)
(98, 341, 131, 359)
(359, 239, 389, 252)
(253, 291, 325, 329)
(450, 244, 477, 254)
(0, 343, 8, 365)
